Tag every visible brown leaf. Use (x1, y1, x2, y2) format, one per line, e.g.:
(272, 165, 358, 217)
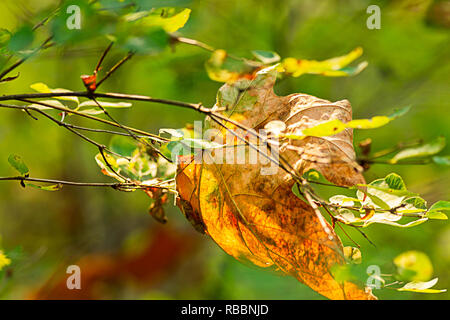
(176, 66, 375, 300)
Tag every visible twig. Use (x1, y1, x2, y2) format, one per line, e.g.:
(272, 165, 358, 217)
(0, 36, 53, 81)
(0, 176, 171, 191)
(96, 51, 134, 88)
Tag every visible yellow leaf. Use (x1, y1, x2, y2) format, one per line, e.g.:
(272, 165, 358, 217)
(279, 47, 367, 77)
(205, 50, 241, 83)
(30, 82, 79, 104)
(142, 8, 191, 33)
(0, 250, 11, 270)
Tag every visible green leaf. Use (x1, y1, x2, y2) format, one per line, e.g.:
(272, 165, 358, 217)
(279, 47, 367, 77)
(356, 173, 414, 209)
(141, 8, 191, 32)
(394, 251, 433, 282)
(364, 191, 391, 210)
(77, 101, 132, 109)
(426, 201, 450, 220)
(426, 211, 448, 220)
(27, 99, 67, 110)
(429, 201, 450, 212)
(7, 25, 34, 52)
(27, 183, 63, 191)
(251, 50, 280, 64)
(396, 278, 446, 293)
(8, 154, 29, 176)
(433, 155, 450, 165)
(30, 83, 79, 104)
(343, 246, 362, 264)
(390, 136, 446, 164)
(384, 172, 407, 190)
(388, 105, 411, 119)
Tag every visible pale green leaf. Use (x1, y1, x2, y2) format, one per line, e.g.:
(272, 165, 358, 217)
(390, 137, 446, 164)
(252, 50, 280, 64)
(30, 82, 79, 103)
(397, 278, 446, 293)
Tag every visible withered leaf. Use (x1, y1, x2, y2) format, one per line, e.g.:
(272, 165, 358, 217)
(176, 66, 376, 300)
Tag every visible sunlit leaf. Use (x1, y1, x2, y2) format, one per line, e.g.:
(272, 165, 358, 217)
(390, 136, 446, 163)
(429, 200, 450, 212)
(279, 47, 367, 77)
(142, 8, 191, 32)
(426, 211, 448, 220)
(0, 250, 11, 271)
(346, 116, 391, 129)
(343, 246, 362, 264)
(78, 108, 105, 115)
(27, 99, 66, 110)
(283, 107, 410, 139)
(30, 82, 79, 104)
(79, 101, 132, 108)
(396, 278, 446, 293)
(252, 50, 280, 64)
(426, 201, 450, 220)
(300, 119, 347, 137)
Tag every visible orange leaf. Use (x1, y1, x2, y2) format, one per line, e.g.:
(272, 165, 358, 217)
(175, 66, 376, 300)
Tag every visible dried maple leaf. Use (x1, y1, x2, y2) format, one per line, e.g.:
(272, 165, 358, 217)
(176, 66, 376, 300)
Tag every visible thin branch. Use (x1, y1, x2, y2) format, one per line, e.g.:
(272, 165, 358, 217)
(96, 51, 134, 88)
(0, 103, 125, 159)
(13, 97, 167, 142)
(0, 176, 172, 191)
(0, 36, 53, 81)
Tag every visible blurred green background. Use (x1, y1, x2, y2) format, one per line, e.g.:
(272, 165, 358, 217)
(0, 0, 449, 299)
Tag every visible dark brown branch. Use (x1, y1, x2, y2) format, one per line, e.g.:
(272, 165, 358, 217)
(0, 176, 171, 190)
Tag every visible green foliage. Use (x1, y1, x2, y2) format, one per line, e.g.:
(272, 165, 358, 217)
(7, 154, 29, 176)
(7, 25, 34, 53)
(390, 136, 446, 163)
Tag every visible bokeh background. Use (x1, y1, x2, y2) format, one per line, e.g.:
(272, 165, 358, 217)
(0, 0, 449, 299)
